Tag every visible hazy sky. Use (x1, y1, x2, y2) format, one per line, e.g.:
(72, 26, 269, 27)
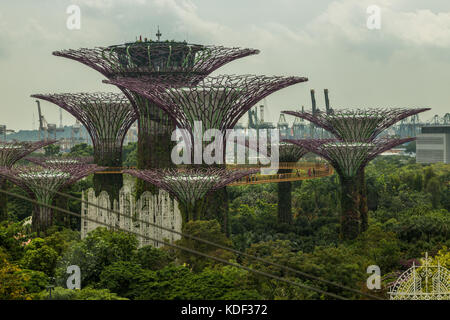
(1, 0, 449, 130)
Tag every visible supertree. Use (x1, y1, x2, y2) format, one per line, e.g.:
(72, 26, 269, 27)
(25, 156, 95, 227)
(31, 93, 137, 202)
(107, 74, 307, 232)
(284, 137, 415, 239)
(0, 140, 56, 221)
(53, 41, 260, 195)
(123, 167, 258, 225)
(0, 164, 104, 234)
(283, 107, 430, 233)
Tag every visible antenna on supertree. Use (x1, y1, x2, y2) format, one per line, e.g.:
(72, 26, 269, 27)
(283, 137, 415, 239)
(0, 140, 56, 221)
(283, 108, 430, 142)
(0, 164, 104, 235)
(123, 167, 258, 224)
(31, 93, 137, 203)
(52, 42, 260, 196)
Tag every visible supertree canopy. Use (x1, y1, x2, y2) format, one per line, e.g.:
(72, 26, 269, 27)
(31, 93, 137, 202)
(0, 140, 57, 169)
(284, 137, 415, 239)
(0, 140, 56, 221)
(283, 108, 430, 142)
(0, 164, 104, 234)
(106, 74, 307, 142)
(31, 93, 137, 167)
(53, 42, 259, 81)
(123, 167, 258, 223)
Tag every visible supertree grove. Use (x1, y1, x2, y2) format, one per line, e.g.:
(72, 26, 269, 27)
(0, 140, 56, 221)
(0, 164, 104, 234)
(31, 93, 137, 201)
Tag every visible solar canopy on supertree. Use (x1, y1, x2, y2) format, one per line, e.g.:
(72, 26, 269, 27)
(0, 164, 104, 235)
(282, 108, 430, 142)
(284, 137, 415, 239)
(0, 140, 56, 221)
(123, 167, 258, 223)
(53, 43, 260, 81)
(31, 93, 137, 167)
(106, 74, 308, 161)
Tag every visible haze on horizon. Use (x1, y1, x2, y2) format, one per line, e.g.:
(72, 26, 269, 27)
(0, 0, 449, 131)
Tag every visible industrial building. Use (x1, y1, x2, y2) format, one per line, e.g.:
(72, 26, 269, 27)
(416, 125, 450, 164)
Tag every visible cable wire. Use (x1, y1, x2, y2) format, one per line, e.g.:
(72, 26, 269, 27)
(25, 184, 382, 300)
(0, 187, 349, 300)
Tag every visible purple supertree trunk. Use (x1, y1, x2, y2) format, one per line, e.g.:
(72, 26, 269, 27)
(0, 164, 104, 234)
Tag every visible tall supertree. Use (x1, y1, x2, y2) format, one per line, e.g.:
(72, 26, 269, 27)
(31, 93, 137, 202)
(0, 140, 56, 221)
(53, 41, 260, 195)
(123, 168, 258, 225)
(284, 138, 415, 239)
(283, 107, 430, 233)
(107, 74, 307, 232)
(0, 164, 104, 234)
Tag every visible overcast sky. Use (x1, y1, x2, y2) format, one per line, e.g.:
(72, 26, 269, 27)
(1, 0, 449, 130)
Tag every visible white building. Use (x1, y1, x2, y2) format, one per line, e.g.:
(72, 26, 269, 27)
(416, 126, 450, 164)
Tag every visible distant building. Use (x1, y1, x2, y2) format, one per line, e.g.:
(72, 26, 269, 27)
(416, 126, 450, 164)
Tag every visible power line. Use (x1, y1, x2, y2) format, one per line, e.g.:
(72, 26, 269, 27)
(0, 187, 349, 300)
(11, 184, 381, 300)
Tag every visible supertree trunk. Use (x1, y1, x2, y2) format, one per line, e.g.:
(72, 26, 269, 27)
(32, 199, 53, 236)
(339, 175, 361, 240)
(93, 145, 124, 205)
(277, 176, 293, 224)
(0, 178, 7, 222)
(135, 98, 175, 197)
(357, 168, 369, 233)
(203, 187, 230, 235)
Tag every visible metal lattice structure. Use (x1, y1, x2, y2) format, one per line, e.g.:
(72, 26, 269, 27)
(31, 93, 137, 166)
(389, 253, 450, 300)
(124, 168, 258, 222)
(53, 43, 260, 81)
(0, 140, 56, 169)
(0, 164, 104, 234)
(106, 74, 308, 133)
(283, 108, 430, 142)
(284, 138, 415, 178)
